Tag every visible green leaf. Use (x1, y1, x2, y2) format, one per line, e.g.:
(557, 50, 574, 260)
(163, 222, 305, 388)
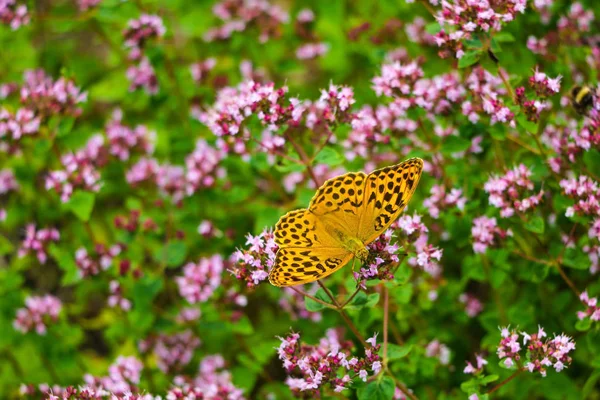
(357, 376, 395, 400)
(163, 240, 188, 268)
(494, 32, 515, 42)
(274, 158, 305, 173)
(442, 136, 471, 154)
(314, 147, 344, 167)
(490, 38, 502, 54)
(57, 117, 76, 137)
(425, 22, 441, 34)
(231, 315, 254, 335)
(575, 318, 592, 332)
(480, 374, 499, 384)
(583, 371, 600, 399)
(524, 215, 544, 234)
(386, 343, 413, 361)
(458, 51, 481, 68)
(345, 292, 380, 310)
(0, 234, 14, 256)
(48, 244, 80, 285)
(305, 289, 331, 312)
(490, 125, 507, 140)
(64, 191, 95, 221)
(562, 248, 590, 270)
(516, 114, 538, 134)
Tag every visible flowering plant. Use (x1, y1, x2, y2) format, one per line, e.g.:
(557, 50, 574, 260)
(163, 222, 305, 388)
(1, 0, 599, 399)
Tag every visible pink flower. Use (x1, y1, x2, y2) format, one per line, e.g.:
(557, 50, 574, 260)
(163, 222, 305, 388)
(139, 330, 201, 374)
(277, 329, 381, 395)
(230, 229, 278, 288)
(0, 0, 30, 30)
(18, 224, 60, 264)
(126, 57, 159, 94)
(13, 295, 62, 335)
(425, 340, 450, 365)
(123, 14, 166, 60)
(177, 255, 225, 303)
(83, 356, 143, 394)
(185, 139, 226, 195)
(471, 216, 512, 254)
(296, 42, 329, 60)
(484, 164, 543, 218)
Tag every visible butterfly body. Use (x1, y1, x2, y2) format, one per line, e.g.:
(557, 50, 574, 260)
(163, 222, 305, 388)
(269, 158, 423, 287)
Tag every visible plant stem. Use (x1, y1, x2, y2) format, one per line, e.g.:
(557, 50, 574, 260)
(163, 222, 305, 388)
(289, 286, 337, 310)
(383, 285, 389, 368)
(340, 287, 362, 308)
(317, 280, 367, 346)
(486, 368, 525, 394)
(385, 367, 419, 400)
(482, 255, 507, 324)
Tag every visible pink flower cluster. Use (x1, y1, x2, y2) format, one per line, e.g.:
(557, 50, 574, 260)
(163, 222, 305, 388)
(204, 0, 289, 43)
(0, 168, 18, 194)
(577, 291, 600, 322)
(464, 353, 488, 374)
(84, 356, 143, 395)
(105, 113, 155, 160)
(296, 42, 329, 60)
(77, 0, 102, 12)
(0, 0, 29, 30)
(185, 139, 226, 195)
(423, 184, 467, 218)
(484, 164, 544, 218)
(139, 330, 201, 374)
(471, 216, 512, 254)
(13, 295, 62, 335)
(46, 114, 157, 202)
(107, 281, 131, 311)
(196, 81, 354, 156)
(46, 143, 103, 202)
(395, 213, 443, 277)
(425, 340, 451, 365)
(459, 293, 484, 317)
(433, 0, 526, 59)
(514, 68, 561, 122)
(277, 329, 382, 395)
(123, 14, 166, 61)
(559, 175, 600, 217)
(0, 168, 18, 220)
(190, 58, 217, 84)
(463, 66, 512, 125)
(543, 117, 600, 173)
(497, 326, 575, 376)
(167, 355, 245, 400)
(122, 14, 165, 94)
(354, 229, 400, 288)
(177, 255, 225, 303)
(230, 229, 278, 288)
(126, 58, 158, 95)
(0, 108, 40, 153)
(18, 224, 60, 264)
(372, 61, 423, 97)
(20, 69, 87, 117)
(75, 244, 122, 278)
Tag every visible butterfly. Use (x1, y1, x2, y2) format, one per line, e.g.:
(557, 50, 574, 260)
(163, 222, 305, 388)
(269, 157, 423, 287)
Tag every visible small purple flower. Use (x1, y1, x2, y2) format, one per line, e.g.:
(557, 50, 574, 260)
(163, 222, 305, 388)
(13, 295, 62, 335)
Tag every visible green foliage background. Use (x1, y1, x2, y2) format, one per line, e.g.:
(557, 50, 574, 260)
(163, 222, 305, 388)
(1, 0, 600, 399)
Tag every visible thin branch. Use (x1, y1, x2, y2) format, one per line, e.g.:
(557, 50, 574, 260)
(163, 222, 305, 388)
(290, 286, 337, 310)
(486, 368, 525, 394)
(383, 286, 389, 368)
(385, 367, 419, 400)
(340, 287, 362, 308)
